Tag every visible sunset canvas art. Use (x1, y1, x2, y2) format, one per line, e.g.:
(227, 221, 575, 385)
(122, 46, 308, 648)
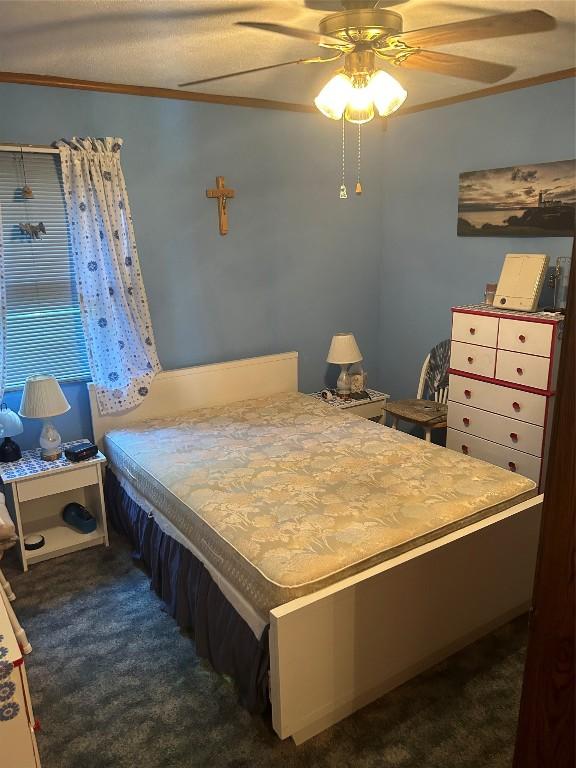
(458, 159, 575, 237)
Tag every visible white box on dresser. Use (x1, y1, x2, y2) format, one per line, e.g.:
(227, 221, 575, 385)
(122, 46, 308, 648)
(447, 304, 563, 490)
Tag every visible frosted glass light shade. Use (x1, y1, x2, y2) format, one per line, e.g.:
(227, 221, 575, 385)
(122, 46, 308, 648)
(345, 84, 375, 124)
(370, 70, 407, 117)
(326, 333, 363, 365)
(19, 375, 71, 419)
(0, 405, 23, 437)
(314, 73, 353, 120)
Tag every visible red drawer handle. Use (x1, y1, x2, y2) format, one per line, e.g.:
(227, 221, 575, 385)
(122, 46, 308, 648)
(464, 389, 472, 399)
(469, 327, 476, 335)
(467, 356, 474, 364)
(516, 367, 523, 375)
(508, 461, 517, 472)
(462, 445, 469, 455)
(512, 401, 521, 411)
(510, 432, 518, 442)
(519, 334, 526, 343)
(463, 417, 470, 427)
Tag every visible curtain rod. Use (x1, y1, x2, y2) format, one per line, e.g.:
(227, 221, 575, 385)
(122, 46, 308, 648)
(0, 142, 58, 154)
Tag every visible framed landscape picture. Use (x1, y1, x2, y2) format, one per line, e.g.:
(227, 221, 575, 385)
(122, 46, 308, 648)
(458, 159, 575, 237)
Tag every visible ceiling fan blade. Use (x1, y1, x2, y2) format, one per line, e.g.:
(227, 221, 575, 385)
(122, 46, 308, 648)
(179, 56, 335, 88)
(397, 50, 515, 83)
(397, 10, 556, 49)
(235, 21, 351, 49)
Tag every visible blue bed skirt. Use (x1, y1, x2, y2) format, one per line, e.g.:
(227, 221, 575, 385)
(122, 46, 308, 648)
(104, 469, 270, 714)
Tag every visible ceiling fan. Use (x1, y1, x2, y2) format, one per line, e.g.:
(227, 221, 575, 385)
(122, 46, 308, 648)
(179, 1, 556, 123)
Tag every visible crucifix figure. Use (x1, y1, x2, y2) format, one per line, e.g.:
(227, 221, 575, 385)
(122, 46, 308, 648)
(206, 176, 235, 235)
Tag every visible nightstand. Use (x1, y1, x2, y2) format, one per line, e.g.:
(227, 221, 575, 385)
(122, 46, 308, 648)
(309, 389, 390, 422)
(0, 442, 109, 572)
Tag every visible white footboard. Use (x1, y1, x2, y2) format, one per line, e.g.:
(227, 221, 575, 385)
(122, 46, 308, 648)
(269, 495, 542, 744)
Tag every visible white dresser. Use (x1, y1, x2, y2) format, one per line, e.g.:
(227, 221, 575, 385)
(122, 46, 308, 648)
(0, 592, 41, 767)
(447, 304, 563, 489)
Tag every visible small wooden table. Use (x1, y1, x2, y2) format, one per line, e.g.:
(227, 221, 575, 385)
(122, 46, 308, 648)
(0, 442, 109, 572)
(386, 398, 448, 441)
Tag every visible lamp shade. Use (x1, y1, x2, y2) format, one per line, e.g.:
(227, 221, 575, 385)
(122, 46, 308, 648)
(326, 333, 363, 365)
(0, 404, 23, 437)
(19, 375, 70, 419)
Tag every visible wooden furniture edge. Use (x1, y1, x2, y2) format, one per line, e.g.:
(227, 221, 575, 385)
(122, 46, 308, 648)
(89, 351, 299, 447)
(0, 68, 573, 117)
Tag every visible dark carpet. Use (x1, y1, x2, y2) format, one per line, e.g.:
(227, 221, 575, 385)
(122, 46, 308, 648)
(3, 535, 527, 768)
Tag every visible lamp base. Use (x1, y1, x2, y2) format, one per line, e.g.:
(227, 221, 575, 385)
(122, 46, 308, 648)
(40, 446, 62, 462)
(0, 437, 22, 463)
(39, 420, 62, 461)
(336, 364, 352, 398)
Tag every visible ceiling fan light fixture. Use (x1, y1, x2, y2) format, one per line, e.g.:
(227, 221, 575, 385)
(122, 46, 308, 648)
(315, 68, 406, 123)
(369, 69, 407, 117)
(314, 72, 352, 120)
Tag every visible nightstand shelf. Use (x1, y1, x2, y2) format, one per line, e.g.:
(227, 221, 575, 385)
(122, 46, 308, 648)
(1, 442, 109, 572)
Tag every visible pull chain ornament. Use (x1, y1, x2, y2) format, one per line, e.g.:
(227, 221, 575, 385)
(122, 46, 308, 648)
(339, 115, 348, 199)
(355, 124, 362, 195)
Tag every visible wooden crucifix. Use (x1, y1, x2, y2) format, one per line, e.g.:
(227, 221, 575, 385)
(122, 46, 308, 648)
(206, 176, 235, 235)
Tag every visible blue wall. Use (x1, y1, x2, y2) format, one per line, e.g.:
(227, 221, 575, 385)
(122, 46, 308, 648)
(0, 83, 384, 448)
(1, 78, 575, 449)
(378, 78, 575, 399)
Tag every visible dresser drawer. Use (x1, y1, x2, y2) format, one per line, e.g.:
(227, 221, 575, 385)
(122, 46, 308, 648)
(498, 318, 553, 357)
(448, 402, 544, 457)
(450, 341, 496, 378)
(452, 312, 499, 348)
(447, 429, 541, 484)
(448, 374, 548, 426)
(17, 465, 99, 502)
(496, 350, 550, 391)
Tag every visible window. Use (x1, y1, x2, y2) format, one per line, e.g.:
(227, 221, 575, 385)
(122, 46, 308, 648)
(0, 150, 90, 389)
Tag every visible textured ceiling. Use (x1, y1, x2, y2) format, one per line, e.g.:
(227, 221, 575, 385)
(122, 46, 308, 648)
(0, 0, 574, 109)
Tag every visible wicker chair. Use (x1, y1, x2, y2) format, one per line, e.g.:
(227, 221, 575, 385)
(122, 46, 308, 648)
(386, 340, 450, 442)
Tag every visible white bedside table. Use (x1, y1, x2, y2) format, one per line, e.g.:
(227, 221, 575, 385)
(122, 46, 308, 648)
(309, 389, 390, 423)
(0, 442, 109, 572)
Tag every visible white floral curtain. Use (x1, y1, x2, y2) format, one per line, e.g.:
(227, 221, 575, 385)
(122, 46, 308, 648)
(56, 138, 161, 415)
(0, 206, 6, 403)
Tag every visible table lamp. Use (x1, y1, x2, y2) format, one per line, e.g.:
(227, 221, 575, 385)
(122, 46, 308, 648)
(326, 333, 363, 397)
(0, 404, 24, 462)
(19, 375, 70, 461)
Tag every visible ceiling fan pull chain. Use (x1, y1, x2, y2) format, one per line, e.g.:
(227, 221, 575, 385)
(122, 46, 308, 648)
(339, 115, 348, 199)
(355, 124, 362, 195)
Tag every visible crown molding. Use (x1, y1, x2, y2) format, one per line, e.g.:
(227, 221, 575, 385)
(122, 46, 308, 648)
(0, 71, 316, 114)
(0, 67, 574, 118)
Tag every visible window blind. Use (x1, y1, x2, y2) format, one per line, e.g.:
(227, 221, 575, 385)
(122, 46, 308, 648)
(0, 151, 90, 389)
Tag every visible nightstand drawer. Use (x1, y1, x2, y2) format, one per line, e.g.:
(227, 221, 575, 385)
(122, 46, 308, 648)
(447, 429, 541, 484)
(496, 350, 550, 391)
(17, 465, 99, 502)
(452, 312, 499, 347)
(447, 402, 544, 457)
(498, 318, 553, 357)
(448, 374, 547, 426)
(450, 341, 496, 378)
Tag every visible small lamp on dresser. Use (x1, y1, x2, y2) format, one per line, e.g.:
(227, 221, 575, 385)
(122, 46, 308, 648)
(19, 375, 71, 461)
(327, 333, 363, 397)
(0, 404, 24, 462)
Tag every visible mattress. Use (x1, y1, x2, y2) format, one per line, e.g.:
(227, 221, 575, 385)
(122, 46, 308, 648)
(104, 392, 536, 615)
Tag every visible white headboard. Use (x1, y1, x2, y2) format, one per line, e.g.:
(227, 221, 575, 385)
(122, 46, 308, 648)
(88, 351, 298, 449)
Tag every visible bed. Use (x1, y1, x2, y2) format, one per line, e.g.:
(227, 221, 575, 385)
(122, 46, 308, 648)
(90, 352, 542, 744)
